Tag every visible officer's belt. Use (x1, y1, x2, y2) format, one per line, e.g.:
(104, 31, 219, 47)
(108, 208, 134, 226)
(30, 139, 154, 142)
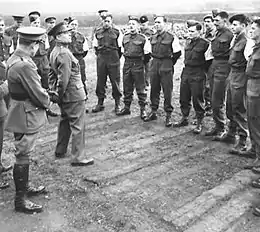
(214, 56, 229, 61)
(151, 55, 171, 60)
(10, 92, 29, 101)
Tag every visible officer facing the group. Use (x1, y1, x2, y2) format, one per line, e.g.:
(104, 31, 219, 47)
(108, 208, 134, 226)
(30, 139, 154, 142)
(92, 14, 122, 114)
(116, 16, 151, 119)
(48, 22, 94, 166)
(5, 27, 51, 214)
(219, 14, 249, 153)
(205, 11, 233, 139)
(144, 15, 182, 127)
(173, 21, 209, 134)
(5, 15, 24, 50)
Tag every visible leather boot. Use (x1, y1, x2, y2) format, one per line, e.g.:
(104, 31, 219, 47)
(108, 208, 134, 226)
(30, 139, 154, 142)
(140, 107, 147, 120)
(165, 113, 172, 127)
(215, 130, 236, 143)
(240, 145, 256, 159)
(114, 99, 120, 114)
(92, 99, 104, 113)
(172, 117, 188, 128)
(144, 110, 157, 122)
(193, 118, 203, 134)
(116, 106, 131, 116)
(229, 136, 247, 155)
(13, 164, 43, 214)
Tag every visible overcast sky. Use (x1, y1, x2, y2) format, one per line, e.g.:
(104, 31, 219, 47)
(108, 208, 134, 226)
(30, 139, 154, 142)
(1, 0, 256, 14)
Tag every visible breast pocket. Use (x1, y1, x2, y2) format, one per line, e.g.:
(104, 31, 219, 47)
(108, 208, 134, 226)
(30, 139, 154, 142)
(192, 47, 204, 60)
(218, 38, 229, 51)
(71, 58, 80, 74)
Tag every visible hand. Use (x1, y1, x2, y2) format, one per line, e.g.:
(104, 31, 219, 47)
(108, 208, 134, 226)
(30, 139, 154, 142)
(48, 90, 61, 104)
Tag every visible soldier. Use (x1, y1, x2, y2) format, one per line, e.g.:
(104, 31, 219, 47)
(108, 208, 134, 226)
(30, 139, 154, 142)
(116, 16, 151, 119)
(68, 17, 89, 113)
(205, 11, 233, 139)
(218, 14, 249, 152)
(48, 22, 94, 166)
(144, 15, 182, 127)
(140, 15, 154, 88)
(45, 16, 56, 58)
(203, 14, 216, 116)
(5, 27, 51, 213)
(5, 15, 24, 50)
(92, 14, 122, 114)
(173, 21, 209, 134)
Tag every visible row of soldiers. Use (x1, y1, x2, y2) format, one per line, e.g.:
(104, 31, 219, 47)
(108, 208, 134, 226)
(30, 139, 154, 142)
(0, 9, 260, 218)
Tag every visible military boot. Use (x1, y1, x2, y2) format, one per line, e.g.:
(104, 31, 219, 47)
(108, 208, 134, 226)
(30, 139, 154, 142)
(92, 98, 104, 113)
(13, 164, 43, 214)
(193, 118, 203, 134)
(114, 99, 120, 115)
(229, 136, 247, 155)
(144, 110, 157, 122)
(172, 117, 188, 128)
(140, 106, 147, 120)
(116, 105, 131, 116)
(165, 113, 172, 127)
(215, 130, 236, 144)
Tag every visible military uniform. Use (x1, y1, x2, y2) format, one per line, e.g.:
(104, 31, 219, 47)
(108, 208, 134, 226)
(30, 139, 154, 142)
(5, 25, 19, 50)
(92, 26, 122, 111)
(174, 37, 209, 132)
(206, 27, 233, 136)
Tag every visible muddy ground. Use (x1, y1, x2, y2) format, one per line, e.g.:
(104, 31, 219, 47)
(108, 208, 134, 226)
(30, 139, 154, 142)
(1, 51, 260, 232)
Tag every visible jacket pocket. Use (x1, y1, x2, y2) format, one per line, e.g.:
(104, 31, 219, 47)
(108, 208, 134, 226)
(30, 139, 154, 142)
(24, 102, 45, 129)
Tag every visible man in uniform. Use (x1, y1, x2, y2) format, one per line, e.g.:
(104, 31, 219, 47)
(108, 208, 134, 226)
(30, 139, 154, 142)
(144, 15, 182, 127)
(203, 14, 216, 116)
(68, 17, 89, 113)
(218, 14, 249, 153)
(92, 14, 122, 114)
(205, 11, 233, 139)
(140, 15, 154, 88)
(173, 21, 209, 134)
(5, 27, 51, 213)
(45, 16, 56, 58)
(48, 22, 94, 166)
(116, 16, 151, 119)
(5, 15, 24, 50)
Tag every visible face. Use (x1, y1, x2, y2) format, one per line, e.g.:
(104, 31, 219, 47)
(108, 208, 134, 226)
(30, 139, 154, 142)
(154, 16, 165, 32)
(204, 18, 214, 31)
(15, 20, 23, 27)
(231, 20, 245, 35)
(188, 25, 200, 39)
(214, 15, 226, 30)
(0, 20, 5, 34)
(31, 18, 41, 27)
(128, 20, 139, 33)
(140, 21, 149, 30)
(46, 21, 56, 30)
(250, 22, 260, 42)
(56, 30, 72, 43)
(103, 16, 113, 29)
(69, 20, 78, 31)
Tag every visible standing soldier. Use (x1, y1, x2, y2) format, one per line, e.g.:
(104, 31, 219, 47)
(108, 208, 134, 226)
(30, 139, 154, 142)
(203, 14, 216, 116)
(173, 21, 209, 134)
(5, 27, 51, 213)
(218, 14, 249, 152)
(68, 17, 89, 113)
(5, 15, 24, 50)
(116, 16, 151, 119)
(48, 22, 94, 166)
(92, 14, 122, 114)
(91, 10, 108, 46)
(205, 11, 233, 139)
(45, 16, 56, 58)
(144, 15, 182, 127)
(140, 15, 154, 88)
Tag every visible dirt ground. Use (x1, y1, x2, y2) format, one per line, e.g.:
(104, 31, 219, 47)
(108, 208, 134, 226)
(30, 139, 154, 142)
(1, 50, 260, 232)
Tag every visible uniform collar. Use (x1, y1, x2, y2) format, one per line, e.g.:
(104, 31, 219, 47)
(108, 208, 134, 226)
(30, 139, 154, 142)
(14, 48, 31, 59)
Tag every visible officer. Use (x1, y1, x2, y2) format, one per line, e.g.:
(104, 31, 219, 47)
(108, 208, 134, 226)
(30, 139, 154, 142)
(218, 14, 249, 153)
(116, 16, 151, 119)
(140, 15, 154, 88)
(92, 14, 122, 114)
(205, 11, 233, 139)
(5, 15, 24, 50)
(68, 17, 89, 113)
(241, 18, 260, 217)
(48, 22, 94, 166)
(203, 14, 216, 116)
(144, 15, 182, 127)
(173, 21, 209, 134)
(5, 27, 51, 213)
(45, 16, 56, 58)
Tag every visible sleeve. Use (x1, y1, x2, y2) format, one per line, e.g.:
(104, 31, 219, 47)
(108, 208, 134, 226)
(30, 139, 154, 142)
(0, 81, 8, 99)
(172, 36, 182, 53)
(19, 63, 50, 109)
(143, 36, 151, 54)
(56, 53, 71, 98)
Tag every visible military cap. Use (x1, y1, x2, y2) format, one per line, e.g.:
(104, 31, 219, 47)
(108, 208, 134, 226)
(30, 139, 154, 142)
(17, 27, 46, 41)
(140, 15, 149, 23)
(203, 14, 213, 21)
(128, 16, 140, 23)
(45, 16, 56, 23)
(186, 19, 199, 27)
(153, 15, 167, 22)
(68, 17, 76, 24)
(12, 15, 24, 22)
(28, 11, 41, 17)
(215, 11, 229, 19)
(48, 22, 72, 37)
(229, 14, 248, 25)
(98, 9, 108, 14)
